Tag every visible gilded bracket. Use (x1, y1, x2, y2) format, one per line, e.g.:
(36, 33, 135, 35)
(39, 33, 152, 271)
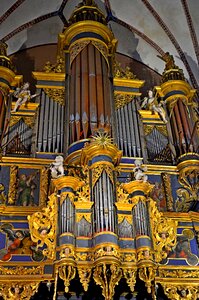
(123, 268, 137, 293)
(58, 265, 76, 293)
(138, 267, 156, 294)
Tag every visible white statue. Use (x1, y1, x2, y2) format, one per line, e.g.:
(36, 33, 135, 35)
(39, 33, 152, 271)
(141, 90, 167, 123)
(12, 82, 39, 112)
(50, 156, 64, 179)
(133, 159, 148, 182)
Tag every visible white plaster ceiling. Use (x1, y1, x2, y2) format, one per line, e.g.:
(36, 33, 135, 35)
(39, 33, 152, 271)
(0, 0, 199, 90)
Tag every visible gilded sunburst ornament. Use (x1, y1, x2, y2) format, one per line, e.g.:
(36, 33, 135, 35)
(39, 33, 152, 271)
(92, 131, 113, 147)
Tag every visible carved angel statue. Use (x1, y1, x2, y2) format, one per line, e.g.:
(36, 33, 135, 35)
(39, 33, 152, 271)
(12, 82, 39, 112)
(50, 156, 64, 179)
(141, 90, 167, 123)
(157, 51, 176, 70)
(133, 159, 148, 182)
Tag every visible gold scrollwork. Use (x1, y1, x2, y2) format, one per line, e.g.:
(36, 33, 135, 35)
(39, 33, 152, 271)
(178, 166, 199, 201)
(114, 93, 135, 110)
(92, 164, 114, 186)
(161, 173, 174, 211)
(138, 267, 156, 294)
(114, 61, 136, 80)
(76, 183, 90, 202)
(93, 263, 122, 300)
(92, 41, 108, 64)
(162, 284, 199, 300)
(0, 282, 40, 300)
(116, 184, 129, 204)
(159, 269, 199, 278)
(60, 191, 75, 205)
(143, 124, 168, 137)
(0, 266, 43, 276)
(28, 193, 57, 260)
(149, 198, 177, 263)
(78, 267, 92, 291)
(9, 116, 35, 128)
(58, 265, 76, 293)
(123, 268, 137, 292)
(40, 167, 49, 207)
(69, 40, 90, 65)
(118, 215, 132, 224)
(43, 88, 65, 106)
(76, 212, 92, 223)
(8, 165, 18, 205)
(94, 246, 120, 260)
(122, 252, 136, 263)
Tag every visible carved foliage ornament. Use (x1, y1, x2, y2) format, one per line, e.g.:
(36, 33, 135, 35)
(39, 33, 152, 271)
(78, 267, 92, 291)
(0, 266, 43, 276)
(92, 164, 114, 187)
(149, 198, 177, 263)
(58, 265, 76, 293)
(162, 284, 199, 300)
(9, 116, 35, 128)
(93, 263, 122, 300)
(178, 166, 199, 201)
(43, 88, 65, 106)
(0, 282, 40, 300)
(123, 268, 137, 292)
(114, 93, 135, 110)
(28, 193, 57, 260)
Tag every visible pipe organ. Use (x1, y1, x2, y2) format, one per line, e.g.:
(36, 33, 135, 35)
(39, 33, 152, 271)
(0, 1, 199, 300)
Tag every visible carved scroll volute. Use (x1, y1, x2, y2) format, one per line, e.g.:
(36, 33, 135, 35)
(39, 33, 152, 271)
(28, 193, 57, 260)
(93, 263, 122, 300)
(0, 282, 40, 300)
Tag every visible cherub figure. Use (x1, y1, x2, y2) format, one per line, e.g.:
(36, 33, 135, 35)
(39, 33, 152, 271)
(133, 159, 148, 182)
(141, 90, 167, 123)
(12, 82, 39, 112)
(50, 156, 64, 179)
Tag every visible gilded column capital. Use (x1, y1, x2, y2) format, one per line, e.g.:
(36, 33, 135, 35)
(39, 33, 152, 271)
(52, 176, 84, 191)
(122, 181, 154, 197)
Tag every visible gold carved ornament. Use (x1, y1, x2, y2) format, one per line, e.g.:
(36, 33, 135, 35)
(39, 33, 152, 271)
(159, 269, 199, 278)
(77, 267, 92, 291)
(0, 266, 43, 276)
(92, 164, 114, 187)
(138, 267, 156, 294)
(0, 282, 40, 300)
(122, 252, 136, 263)
(28, 193, 58, 260)
(69, 40, 90, 65)
(143, 125, 168, 137)
(114, 61, 136, 80)
(117, 215, 132, 224)
(8, 166, 18, 205)
(178, 166, 199, 201)
(94, 246, 121, 260)
(161, 173, 174, 211)
(58, 265, 76, 293)
(40, 167, 49, 207)
(114, 93, 135, 110)
(60, 191, 75, 205)
(43, 88, 65, 106)
(161, 284, 199, 300)
(76, 183, 90, 203)
(137, 249, 153, 262)
(9, 116, 35, 128)
(93, 263, 122, 300)
(149, 198, 177, 263)
(123, 268, 137, 293)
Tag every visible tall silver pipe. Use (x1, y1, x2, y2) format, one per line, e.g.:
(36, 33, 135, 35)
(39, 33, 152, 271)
(124, 104, 132, 156)
(128, 101, 136, 156)
(121, 106, 128, 155)
(37, 91, 45, 152)
(52, 101, 58, 152)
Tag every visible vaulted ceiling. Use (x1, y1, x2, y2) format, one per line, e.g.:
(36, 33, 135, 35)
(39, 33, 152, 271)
(1, 0, 199, 90)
